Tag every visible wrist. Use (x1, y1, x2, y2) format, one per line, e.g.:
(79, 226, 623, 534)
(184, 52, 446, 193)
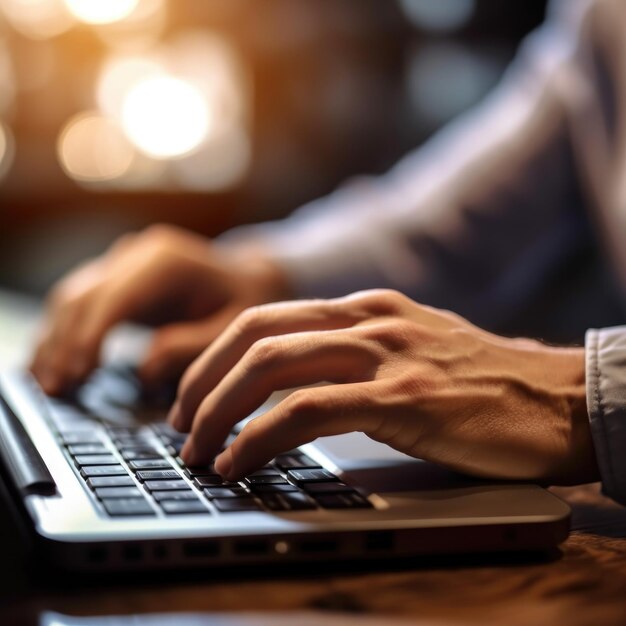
(556, 347, 600, 485)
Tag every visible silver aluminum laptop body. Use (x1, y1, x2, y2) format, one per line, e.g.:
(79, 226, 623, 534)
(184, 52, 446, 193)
(0, 291, 570, 572)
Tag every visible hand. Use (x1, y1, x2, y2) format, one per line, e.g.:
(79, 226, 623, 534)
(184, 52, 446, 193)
(30, 224, 290, 395)
(170, 289, 598, 486)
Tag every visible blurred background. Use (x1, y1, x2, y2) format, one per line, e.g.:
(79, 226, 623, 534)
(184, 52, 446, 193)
(0, 0, 546, 295)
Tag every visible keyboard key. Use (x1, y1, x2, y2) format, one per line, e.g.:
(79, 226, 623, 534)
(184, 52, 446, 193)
(80, 465, 128, 478)
(193, 475, 226, 488)
(87, 476, 135, 489)
(247, 468, 281, 476)
(112, 436, 153, 448)
(184, 465, 217, 478)
(143, 480, 189, 491)
(135, 469, 181, 481)
(261, 491, 317, 511)
(67, 444, 108, 455)
(102, 498, 155, 517)
(60, 433, 101, 445)
(74, 454, 119, 466)
(107, 426, 142, 437)
(249, 483, 299, 494)
(274, 454, 321, 471)
(245, 475, 288, 486)
(302, 482, 356, 495)
(213, 497, 263, 512)
(95, 487, 144, 499)
(160, 500, 209, 515)
(121, 449, 161, 461)
(129, 459, 172, 471)
(287, 468, 337, 483)
(151, 490, 198, 502)
(203, 487, 248, 499)
(314, 493, 371, 509)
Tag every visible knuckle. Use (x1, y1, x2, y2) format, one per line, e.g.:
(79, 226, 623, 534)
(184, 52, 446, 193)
(361, 320, 414, 352)
(245, 337, 283, 373)
(234, 306, 266, 335)
(283, 389, 319, 419)
(355, 289, 409, 316)
(141, 224, 185, 254)
(143, 223, 177, 242)
(385, 370, 434, 403)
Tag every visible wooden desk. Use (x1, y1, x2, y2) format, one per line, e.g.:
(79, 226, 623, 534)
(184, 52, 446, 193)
(1, 482, 625, 626)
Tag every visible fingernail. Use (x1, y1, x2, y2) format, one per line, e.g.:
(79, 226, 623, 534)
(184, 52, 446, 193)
(215, 448, 233, 479)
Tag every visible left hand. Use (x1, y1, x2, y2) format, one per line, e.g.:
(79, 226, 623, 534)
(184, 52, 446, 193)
(170, 289, 598, 485)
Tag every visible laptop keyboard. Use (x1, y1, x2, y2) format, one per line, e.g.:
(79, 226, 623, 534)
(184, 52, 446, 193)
(43, 368, 372, 518)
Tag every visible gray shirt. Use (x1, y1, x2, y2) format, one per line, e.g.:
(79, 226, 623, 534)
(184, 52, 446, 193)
(222, 0, 626, 504)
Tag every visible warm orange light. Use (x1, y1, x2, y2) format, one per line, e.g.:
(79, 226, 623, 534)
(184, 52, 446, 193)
(121, 75, 211, 159)
(57, 112, 135, 183)
(62, 0, 139, 25)
(0, 0, 75, 39)
(97, 55, 163, 118)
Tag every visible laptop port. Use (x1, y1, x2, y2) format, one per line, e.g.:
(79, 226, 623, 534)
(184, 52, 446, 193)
(365, 531, 394, 552)
(122, 543, 142, 561)
(234, 540, 269, 556)
(298, 540, 338, 554)
(152, 543, 168, 560)
(183, 541, 220, 559)
(87, 546, 108, 564)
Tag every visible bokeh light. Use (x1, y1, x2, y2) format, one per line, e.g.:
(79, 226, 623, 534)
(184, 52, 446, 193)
(0, 120, 15, 181)
(399, 0, 475, 33)
(167, 31, 248, 130)
(94, 0, 167, 52)
(57, 112, 135, 183)
(121, 75, 211, 159)
(96, 55, 163, 118)
(0, 0, 74, 40)
(62, 0, 139, 25)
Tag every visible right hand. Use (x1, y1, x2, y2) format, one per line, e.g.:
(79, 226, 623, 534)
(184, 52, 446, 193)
(30, 224, 290, 395)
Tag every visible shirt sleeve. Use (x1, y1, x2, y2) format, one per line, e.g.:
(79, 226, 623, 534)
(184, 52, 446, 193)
(220, 0, 594, 330)
(585, 327, 626, 505)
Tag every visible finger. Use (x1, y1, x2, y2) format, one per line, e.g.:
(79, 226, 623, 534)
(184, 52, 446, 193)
(170, 298, 362, 429)
(138, 307, 241, 387)
(214, 383, 377, 480)
(30, 296, 97, 395)
(179, 327, 378, 465)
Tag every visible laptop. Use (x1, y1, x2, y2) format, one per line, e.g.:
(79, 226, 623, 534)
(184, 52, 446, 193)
(0, 290, 570, 572)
